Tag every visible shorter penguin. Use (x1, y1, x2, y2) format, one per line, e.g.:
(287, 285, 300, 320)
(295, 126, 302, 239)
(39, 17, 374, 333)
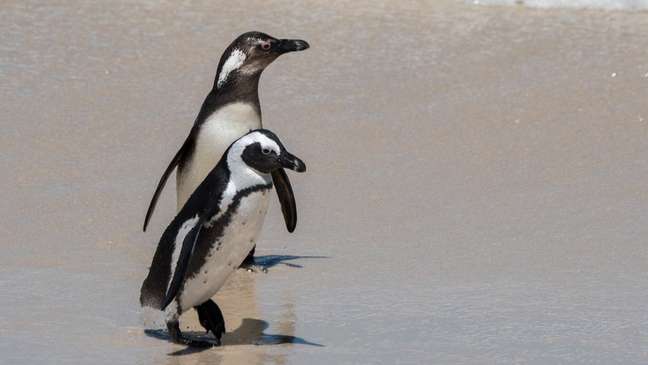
(140, 129, 306, 347)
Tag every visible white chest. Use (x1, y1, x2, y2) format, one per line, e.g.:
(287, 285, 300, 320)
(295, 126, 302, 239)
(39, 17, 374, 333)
(196, 102, 261, 161)
(177, 102, 261, 207)
(179, 189, 270, 310)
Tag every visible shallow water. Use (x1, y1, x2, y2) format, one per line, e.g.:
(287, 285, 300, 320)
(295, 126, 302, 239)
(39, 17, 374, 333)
(2, 0, 648, 364)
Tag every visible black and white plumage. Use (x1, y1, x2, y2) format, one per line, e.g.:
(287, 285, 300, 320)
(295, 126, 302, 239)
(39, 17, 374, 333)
(142, 32, 310, 261)
(140, 129, 306, 347)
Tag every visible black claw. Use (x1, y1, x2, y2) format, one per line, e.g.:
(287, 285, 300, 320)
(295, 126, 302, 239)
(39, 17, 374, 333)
(196, 299, 226, 342)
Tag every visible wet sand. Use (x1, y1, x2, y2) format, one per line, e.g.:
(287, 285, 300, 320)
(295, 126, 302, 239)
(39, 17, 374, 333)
(2, 0, 648, 364)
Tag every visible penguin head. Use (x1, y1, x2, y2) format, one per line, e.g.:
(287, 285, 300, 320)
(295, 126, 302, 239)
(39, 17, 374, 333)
(230, 129, 306, 174)
(215, 31, 309, 89)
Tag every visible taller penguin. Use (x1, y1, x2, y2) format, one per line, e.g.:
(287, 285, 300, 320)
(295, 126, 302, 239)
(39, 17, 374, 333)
(143, 31, 309, 264)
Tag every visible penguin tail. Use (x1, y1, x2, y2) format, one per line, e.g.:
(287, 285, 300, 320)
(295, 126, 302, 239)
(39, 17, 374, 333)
(139, 271, 167, 310)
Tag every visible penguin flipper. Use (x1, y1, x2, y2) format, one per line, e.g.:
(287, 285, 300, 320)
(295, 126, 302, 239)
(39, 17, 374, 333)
(162, 217, 205, 310)
(143, 136, 192, 232)
(271, 168, 297, 233)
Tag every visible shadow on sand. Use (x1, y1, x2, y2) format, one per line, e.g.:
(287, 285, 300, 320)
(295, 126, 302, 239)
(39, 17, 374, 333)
(145, 318, 324, 356)
(144, 254, 328, 355)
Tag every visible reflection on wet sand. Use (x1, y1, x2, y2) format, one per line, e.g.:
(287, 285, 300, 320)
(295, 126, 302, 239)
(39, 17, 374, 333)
(144, 259, 322, 365)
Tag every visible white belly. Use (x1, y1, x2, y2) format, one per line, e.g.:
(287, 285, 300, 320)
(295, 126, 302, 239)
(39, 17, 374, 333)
(177, 102, 261, 209)
(178, 190, 270, 310)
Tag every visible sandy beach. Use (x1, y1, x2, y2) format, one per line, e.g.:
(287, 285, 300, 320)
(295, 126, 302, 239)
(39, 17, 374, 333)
(1, 0, 648, 363)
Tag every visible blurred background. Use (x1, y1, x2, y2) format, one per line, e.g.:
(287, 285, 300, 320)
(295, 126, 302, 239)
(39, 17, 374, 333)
(1, 0, 647, 364)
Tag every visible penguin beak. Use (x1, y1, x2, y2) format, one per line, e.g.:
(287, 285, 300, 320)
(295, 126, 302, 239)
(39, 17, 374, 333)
(280, 152, 306, 172)
(275, 39, 310, 54)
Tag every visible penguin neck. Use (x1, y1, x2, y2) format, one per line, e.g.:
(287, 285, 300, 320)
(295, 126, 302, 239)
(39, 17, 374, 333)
(226, 156, 272, 190)
(206, 74, 262, 117)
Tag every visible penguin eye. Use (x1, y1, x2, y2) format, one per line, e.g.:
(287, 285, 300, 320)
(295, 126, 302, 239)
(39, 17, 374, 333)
(262, 148, 271, 155)
(260, 42, 271, 51)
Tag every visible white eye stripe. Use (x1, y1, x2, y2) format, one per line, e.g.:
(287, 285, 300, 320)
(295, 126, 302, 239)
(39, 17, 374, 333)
(249, 132, 280, 155)
(217, 49, 246, 88)
(257, 138, 280, 155)
(228, 131, 281, 164)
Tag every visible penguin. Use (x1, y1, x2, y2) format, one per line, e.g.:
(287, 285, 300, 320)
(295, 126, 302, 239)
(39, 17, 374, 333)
(142, 31, 309, 265)
(140, 129, 306, 347)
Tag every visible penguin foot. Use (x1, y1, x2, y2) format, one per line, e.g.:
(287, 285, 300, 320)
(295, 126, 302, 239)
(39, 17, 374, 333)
(166, 320, 219, 347)
(196, 299, 226, 343)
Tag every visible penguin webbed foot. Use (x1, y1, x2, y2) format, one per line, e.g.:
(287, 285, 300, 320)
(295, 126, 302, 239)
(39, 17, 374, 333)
(196, 299, 226, 343)
(166, 320, 220, 347)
